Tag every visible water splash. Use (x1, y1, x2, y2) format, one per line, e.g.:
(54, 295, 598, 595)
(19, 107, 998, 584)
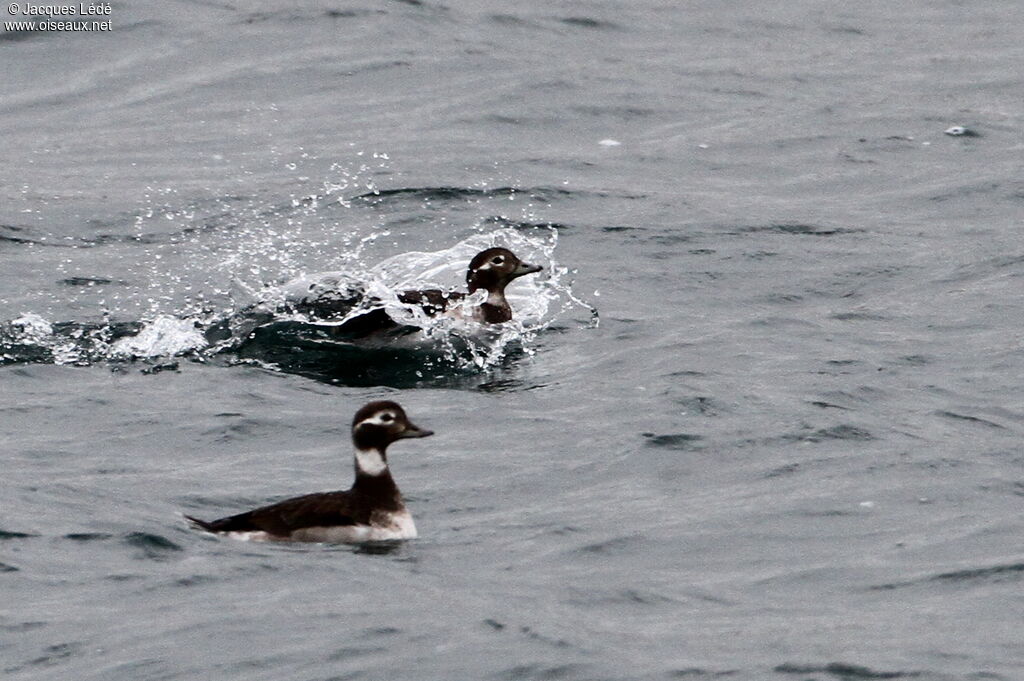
(1, 227, 595, 385)
(215, 226, 593, 381)
(110, 316, 208, 358)
(0, 313, 143, 366)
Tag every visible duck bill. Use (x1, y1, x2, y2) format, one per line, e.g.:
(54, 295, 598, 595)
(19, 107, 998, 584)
(399, 423, 434, 439)
(511, 261, 542, 278)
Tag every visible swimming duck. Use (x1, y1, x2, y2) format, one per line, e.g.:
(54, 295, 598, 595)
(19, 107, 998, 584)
(290, 247, 542, 336)
(185, 401, 431, 542)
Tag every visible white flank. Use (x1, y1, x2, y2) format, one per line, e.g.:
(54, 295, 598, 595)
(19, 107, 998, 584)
(385, 509, 418, 539)
(292, 515, 417, 542)
(223, 511, 417, 543)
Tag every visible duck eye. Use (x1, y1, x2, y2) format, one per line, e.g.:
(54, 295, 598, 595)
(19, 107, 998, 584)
(380, 413, 394, 423)
(492, 256, 504, 265)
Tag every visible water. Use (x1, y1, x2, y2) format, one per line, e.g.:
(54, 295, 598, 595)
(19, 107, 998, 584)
(3, 1, 1023, 679)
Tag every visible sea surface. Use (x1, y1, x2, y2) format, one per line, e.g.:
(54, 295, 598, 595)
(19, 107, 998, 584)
(2, 1, 1023, 679)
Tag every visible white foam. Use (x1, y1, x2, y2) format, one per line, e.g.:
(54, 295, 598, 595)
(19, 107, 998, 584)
(111, 315, 208, 358)
(10, 313, 53, 341)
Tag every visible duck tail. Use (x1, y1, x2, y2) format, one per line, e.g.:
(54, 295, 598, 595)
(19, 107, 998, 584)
(184, 514, 215, 531)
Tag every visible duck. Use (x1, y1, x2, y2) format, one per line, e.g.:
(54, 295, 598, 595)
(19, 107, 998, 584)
(290, 247, 542, 337)
(185, 401, 432, 542)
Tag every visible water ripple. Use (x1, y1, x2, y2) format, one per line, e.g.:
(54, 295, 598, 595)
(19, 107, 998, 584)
(774, 662, 921, 679)
(873, 563, 1024, 590)
(122, 532, 184, 561)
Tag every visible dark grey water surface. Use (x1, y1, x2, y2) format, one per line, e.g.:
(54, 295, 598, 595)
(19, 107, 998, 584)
(3, 1, 1023, 679)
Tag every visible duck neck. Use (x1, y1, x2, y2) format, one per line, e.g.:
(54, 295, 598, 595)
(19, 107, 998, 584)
(352, 447, 402, 506)
(472, 287, 511, 323)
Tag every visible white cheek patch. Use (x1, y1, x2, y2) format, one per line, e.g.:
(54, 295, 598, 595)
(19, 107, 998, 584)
(355, 448, 387, 476)
(476, 263, 492, 271)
